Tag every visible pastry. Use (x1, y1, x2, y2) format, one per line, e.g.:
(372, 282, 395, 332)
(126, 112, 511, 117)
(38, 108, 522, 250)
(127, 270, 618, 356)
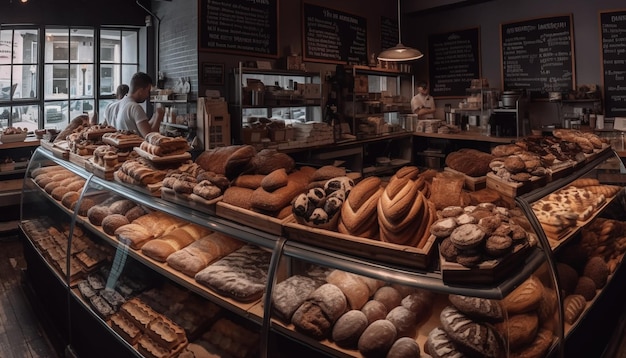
(110, 312, 142, 345)
(563, 294, 586, 325)
(430, 217, 458, 238)
(331, 310, 369, 348)
(484, 235, 513, 257)
(439, 238, 459, 262)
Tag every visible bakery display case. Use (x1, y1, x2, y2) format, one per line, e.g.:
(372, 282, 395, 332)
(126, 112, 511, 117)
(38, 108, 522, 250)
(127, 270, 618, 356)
(18, 143, 626, 358)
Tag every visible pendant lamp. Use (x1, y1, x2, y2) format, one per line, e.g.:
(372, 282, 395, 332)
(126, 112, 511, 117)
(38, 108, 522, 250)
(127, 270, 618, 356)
(378, 0, 423, 61)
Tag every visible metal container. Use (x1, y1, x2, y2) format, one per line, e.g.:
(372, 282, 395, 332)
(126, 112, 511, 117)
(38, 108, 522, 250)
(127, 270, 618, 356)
(501, 91, 521, 108)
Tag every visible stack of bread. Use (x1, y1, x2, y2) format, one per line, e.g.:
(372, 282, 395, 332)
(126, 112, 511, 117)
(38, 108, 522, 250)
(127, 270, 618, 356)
(432, 203, 532, 267)
(115, 157, 169, 195)
(580, 218, 626, 272)
(139, 132, 190, 157)
(279, 268, 434, 356)
(64, 124, 118, 156)
(86, 197, 149, 232)
(102, 130, 144, 148)
(377, 166, 436, 248)
(31, 165, 87, 210)
(552, 129, 605, 154)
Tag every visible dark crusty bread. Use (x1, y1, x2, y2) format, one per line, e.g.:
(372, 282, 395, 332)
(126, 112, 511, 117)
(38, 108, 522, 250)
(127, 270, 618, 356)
(245, 149, 295, 175)
(445, 148, 494, 177)
(195, 145, 256, 179)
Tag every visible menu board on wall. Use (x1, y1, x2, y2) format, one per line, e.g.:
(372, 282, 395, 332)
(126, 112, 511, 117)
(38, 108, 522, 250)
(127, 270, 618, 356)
(500, 15, 574, 99)
(199, 0, 278, 57)
(600, 10, 626, 118)
(381, 16, 398, 52)
(303, 3, 368, 64)
(428, 27, 481, 98)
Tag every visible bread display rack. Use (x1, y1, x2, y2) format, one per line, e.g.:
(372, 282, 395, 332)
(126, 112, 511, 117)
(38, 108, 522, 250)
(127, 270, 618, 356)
(18, 145, 626, 358)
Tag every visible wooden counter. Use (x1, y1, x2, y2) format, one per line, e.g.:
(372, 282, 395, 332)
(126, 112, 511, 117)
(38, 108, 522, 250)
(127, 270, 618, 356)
(0, 137, 40, 149)
(413, 130, 518, 144)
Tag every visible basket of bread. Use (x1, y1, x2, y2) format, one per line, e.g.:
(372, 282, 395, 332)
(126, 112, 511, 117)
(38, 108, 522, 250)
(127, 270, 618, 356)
(0, 126, 28, 143)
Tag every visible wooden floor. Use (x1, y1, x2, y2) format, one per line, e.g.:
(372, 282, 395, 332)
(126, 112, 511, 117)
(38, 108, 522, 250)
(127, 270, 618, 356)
(0, 233, 59, 358)
(1, 227, 626, 358)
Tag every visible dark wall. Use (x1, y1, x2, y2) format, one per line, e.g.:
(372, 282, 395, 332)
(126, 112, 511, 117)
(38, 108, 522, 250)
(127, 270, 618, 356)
(0, 0, 148, 26)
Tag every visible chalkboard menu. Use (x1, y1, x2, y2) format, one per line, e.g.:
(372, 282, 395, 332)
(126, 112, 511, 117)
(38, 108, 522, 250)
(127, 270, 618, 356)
(381, 16, 398, 52)
(303, 3, 368, 64)
(600, 10, 626, 118)
(428, 27, 481, 98)
(500, 15, 574, 99)
(199, 0, 278, 57)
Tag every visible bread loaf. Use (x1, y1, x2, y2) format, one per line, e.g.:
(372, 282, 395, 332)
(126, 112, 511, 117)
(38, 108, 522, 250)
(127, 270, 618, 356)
(166, 232, 243, 277)
(195, 145, 256, 179)
(331, 310, 368, 348)
(261, 168, 289, 192)
(445, 148, 494, 177)
(563, 294, 586, 325)
(141, 227, 196, 262)
(272, 275, 320, 322)
(115, 223, 154, 249)
(291, 283, 348, 340)
(339, 177, 382, 238)
(245, 149, 295, 175)
(386, 337, 421, 358)
(357, 320, 397, 357)
(222, 186, 255, 209)
(326, 270, 370, 310)
(502, 275, 543, 314)
(233, 174, 265, 189)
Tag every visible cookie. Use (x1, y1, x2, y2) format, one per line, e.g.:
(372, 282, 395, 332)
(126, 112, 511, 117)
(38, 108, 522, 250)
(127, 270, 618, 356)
(440, 238, 459, 262)
(455, 213, 477, 225)
(478, 216, 502, 235)
(441, 206, 464, 218)
(484, 235, 513, 257)
(430, 217, 458, 238)
(449, 224, 486, 250)
(439, 306, 503, 358)
(455, 249, 483, 267)
(448, 294, 503, 322)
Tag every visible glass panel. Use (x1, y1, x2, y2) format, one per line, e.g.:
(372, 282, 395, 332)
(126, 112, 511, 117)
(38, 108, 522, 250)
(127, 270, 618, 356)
(14, 29, 38, 63)
(44, 101, 68, 129)
(45, 64, 69, 100)
(0, 30, 12, 65)
(0, 106, 9, 128)
(12, 104, 39, 131)
(100, 30, 120, 63)
(121, 31, 138, 63)
(100, 64, 119, 95)
(72, 64, 92, 98)
(121, 64, 137, 88)
(12, 65, 34, 99)
(70, 28, 94, 63)
(45, 28, 69, 62)
(0, 65, 12, 100)
(99, 99, 114, 123)
(70, 99, 94, 120)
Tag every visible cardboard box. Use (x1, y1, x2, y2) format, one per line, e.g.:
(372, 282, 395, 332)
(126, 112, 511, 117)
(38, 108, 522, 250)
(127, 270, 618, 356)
(197, 98, 231, 149)
(242, 127, 268, 143)
(269, 128, 286, 142)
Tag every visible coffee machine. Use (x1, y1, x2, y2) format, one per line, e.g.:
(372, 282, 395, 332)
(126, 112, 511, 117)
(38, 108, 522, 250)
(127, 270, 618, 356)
(489, 91, 528, 137)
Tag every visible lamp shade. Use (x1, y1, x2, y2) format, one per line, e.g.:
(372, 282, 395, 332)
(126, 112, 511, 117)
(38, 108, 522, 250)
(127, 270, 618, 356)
(377, 43, 423, 62)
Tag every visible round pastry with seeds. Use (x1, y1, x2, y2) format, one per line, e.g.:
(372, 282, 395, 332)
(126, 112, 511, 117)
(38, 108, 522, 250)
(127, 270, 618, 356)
(449, 223, 486, 250)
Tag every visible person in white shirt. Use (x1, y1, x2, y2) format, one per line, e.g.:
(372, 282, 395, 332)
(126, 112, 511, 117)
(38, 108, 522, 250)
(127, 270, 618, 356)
(111, 72, 164, 137)
(102, 84, 129, 126)
(410, 81, 436, 119)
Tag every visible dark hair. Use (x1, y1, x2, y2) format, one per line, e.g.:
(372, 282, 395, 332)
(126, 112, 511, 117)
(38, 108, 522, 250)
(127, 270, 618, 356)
(130, 72, 153, 93)
(116, 84, 129, 99)
(416, 80, 428, 89)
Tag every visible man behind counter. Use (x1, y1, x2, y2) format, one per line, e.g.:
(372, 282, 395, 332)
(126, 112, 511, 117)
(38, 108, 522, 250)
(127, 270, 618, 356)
(111, 72, 164, 137)
(410, 81, 436, 119)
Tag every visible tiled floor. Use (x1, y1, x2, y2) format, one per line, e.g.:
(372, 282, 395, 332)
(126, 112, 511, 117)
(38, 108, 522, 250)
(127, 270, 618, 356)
(1, 228, 626, 358)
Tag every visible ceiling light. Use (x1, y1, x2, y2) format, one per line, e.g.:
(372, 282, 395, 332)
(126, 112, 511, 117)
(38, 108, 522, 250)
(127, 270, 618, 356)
(378, 0, 423, 62)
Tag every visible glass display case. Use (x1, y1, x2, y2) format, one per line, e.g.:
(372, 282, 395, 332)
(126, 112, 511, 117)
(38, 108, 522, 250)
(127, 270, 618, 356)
(18, 145, 626, 357)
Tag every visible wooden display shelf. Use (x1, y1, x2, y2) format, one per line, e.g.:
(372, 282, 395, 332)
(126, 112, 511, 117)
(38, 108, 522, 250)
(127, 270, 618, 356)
(0, 136, 40, 149)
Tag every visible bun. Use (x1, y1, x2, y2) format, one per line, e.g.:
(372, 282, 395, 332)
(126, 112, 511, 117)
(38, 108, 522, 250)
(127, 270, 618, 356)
(102, 214, 130, 235)
(357, 320, 397, 357)
(331, 310, 368, 348)
(386, 337, 421, 358)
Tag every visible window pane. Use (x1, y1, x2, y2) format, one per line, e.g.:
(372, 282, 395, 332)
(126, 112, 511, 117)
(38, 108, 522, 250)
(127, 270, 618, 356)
(70, 28, 94, 63)
(70, 99, 94, 120)
(15, 29, 38, 63)
(100, 64, 119, 95)
(122, 31, 137, 63)
(0, 30, 12, 65)
(12, 105, 39, 131)
(122, 64, 137, 88)
(100, 30, 120, 63)
(0, 65, 12, 100)
(45, 64, 69, 100)
(12, 65, 37, 99)
(0, 106, 9, 128)
(44, 101, 68, 129)
(71, 64, 93, 98)
(45, 28, 69, 62)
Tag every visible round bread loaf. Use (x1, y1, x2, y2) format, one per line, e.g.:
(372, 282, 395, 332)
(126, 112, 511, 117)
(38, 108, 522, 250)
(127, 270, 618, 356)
(439, 238, 459, 262)
(509, 328, 553, 358)
(373, 286, 402, 311)
(401, 290, 434, 324)
(430, 217, 458, 238)
(556, 262, 579, 295)
(502, 275, 543, 314)
(261, 168, 289, 192)
(326, 270, 370, 310)
(441, 206, 464, 218)
(386, 337, 421, 358)
(448, 294, 503, 322)
(583, 256, 609, 289)
(125, 205, 148, 222)
(574, 276, 597, 301)
(357, 319, 397, 357)
(71, 198, 96, 217)
(439, 306, 503, 358)
(331, 310, 368, 348)
(495, 312, 539, 351)
(484, 235, 513, 257)
(44, 181, 60, 194)
(88, 206, 111, 226)
(101, 214, 130, 235)
(51, 186, 70, 201)
(361, 300, 388, 324)
(291, 301, 332, 340)
(108, 199, 136, 215)
(386, 306, 417, 337)
(61, 191, 80, 209)
(307, 283, 347, 323)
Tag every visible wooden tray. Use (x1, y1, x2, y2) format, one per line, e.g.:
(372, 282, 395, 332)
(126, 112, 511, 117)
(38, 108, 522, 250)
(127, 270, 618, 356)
(84, 159, 118, 181)
(486, 172, 548, 198)
(134, 147, 191, 163)
(215, 201, 292, 236)
(440, 240, 534, 285)
(444, 167, 487, 191)
(283, 222, 437, 270)
(40, 140, 69, 160)
(161, 187, 221, 215)
(113, 171, 162, 197)
(69, 152, 91, 169)
(102, 135, 144, 148)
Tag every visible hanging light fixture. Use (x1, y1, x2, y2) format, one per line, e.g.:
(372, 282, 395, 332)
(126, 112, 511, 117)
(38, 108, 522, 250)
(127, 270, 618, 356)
(378, 0, 423, 62)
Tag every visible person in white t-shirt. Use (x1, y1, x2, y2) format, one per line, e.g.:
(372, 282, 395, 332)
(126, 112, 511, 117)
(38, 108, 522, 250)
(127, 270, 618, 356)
(410, 81, 436, 119)
(102, 84, 129, 126)
(112, 72, 164, 137)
